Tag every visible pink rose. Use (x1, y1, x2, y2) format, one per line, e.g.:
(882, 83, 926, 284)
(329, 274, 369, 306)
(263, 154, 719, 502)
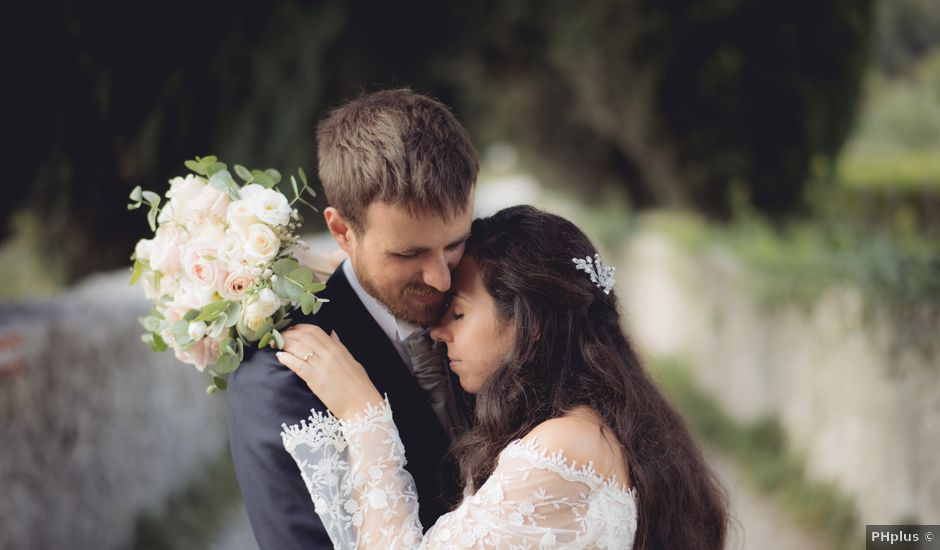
(180, 228, 226, 292)
(150, 225, 185, 275)
(220, 269, 257, 301)
(174, 335, 222, 372)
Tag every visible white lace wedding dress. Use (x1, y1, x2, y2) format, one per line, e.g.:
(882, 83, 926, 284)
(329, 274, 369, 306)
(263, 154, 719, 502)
(281, 397, 638, 549)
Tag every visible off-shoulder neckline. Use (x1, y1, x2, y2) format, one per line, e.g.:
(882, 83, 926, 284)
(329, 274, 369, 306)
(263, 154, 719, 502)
(501, 437, 638, 501)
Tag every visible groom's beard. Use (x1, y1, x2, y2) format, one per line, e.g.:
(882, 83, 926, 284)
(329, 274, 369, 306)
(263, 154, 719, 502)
(354, 259, 444, 327)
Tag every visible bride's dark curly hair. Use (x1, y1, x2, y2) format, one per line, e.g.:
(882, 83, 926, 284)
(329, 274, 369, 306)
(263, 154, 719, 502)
(451, 205, 728, 550)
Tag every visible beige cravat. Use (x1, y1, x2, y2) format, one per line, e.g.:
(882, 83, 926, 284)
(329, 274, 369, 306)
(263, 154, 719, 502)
(405, 333, 465, 440)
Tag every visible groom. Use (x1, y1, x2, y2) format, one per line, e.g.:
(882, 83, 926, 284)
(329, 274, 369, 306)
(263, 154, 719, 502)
(226, 89, 479, 549)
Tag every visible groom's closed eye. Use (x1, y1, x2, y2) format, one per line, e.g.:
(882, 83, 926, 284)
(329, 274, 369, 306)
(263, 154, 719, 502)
(391, 236, 469, 259)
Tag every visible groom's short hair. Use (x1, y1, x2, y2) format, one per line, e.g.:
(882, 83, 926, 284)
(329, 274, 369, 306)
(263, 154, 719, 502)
(316, 88, 478, 232)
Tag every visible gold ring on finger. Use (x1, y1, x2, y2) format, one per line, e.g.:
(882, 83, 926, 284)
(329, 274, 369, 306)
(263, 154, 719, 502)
(303, 351, 316, 362)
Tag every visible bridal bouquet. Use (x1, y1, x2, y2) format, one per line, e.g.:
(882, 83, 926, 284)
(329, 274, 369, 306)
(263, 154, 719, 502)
(128, 155, 327, 393)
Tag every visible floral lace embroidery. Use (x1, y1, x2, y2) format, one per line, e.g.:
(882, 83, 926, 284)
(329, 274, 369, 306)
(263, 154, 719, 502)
(281, 397, 638, 549)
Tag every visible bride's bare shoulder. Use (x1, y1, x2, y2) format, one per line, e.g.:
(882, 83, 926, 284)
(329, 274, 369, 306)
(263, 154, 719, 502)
(521, 407, 630, 485)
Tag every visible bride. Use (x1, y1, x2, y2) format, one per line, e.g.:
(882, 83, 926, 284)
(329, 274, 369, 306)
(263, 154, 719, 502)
(275, 205, 728, 549)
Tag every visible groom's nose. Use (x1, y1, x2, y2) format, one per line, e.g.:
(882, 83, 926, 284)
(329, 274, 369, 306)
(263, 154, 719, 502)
(421, 254, 452, 293)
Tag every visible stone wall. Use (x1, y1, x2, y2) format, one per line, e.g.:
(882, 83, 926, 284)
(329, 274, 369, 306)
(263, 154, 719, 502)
(0, 270, 228, 550)
(619, 231, 940, 525)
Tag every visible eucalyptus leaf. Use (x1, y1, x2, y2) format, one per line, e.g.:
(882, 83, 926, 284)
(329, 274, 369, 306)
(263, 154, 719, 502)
(285, 280, 305, 304)
(273, 258, 300, 276)
(142, 315, 161, 333)
(234, 164, 253, 182)
(221, 336, 236, 354)
(298, 167, 308, 186)
(151, 332, 168, 352)
(303, 282, 326, 293)
(147, 207, 158, 232)
(274, 318, 292, 330)
(264, 169, 282, 184)
(141, 191, 161, 205)
(271, 277, 290, 300)
(296, 196, 316, 210)
(236, 320, 256, 342)
(291, 175, 299, 198)
(130, 259, 144, 285)
(301, 292, 317, 315)
(129, 186, 143, 202)
(252, 170, 275, 188)
(207, 162, 227, 176)
(214, 353, 239, 374)
(206, 384, 220, 395)
(214, 375, 228, 390)
(208, 316, 227, 338)
(208, 169, 234, 191)
(183, 309, 201, 322)
(171, 320, 192, 346)
(185, 159, 206, 175)
(272, 329, 285, 350)
(288, 267, 314, 285)
(258, 332, 273, 349)
(304, 185, 317, 198)
(252, 318, 274, 341)
(306, 299, 324, 316)
(224, 301, 242, 326)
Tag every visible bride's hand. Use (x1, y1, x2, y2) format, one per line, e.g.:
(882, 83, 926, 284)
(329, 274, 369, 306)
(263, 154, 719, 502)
(276, 324, 383, 420)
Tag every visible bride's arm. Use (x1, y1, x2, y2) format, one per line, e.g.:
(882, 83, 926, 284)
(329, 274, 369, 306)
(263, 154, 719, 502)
(282, 397, 635, 550)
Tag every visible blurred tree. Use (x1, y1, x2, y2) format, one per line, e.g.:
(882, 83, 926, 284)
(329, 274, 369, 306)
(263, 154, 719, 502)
(3, 0, 875, 282)
(451, 0, 875, 219)
(4, 0, 466, 281)
(874, 0, 940, 74)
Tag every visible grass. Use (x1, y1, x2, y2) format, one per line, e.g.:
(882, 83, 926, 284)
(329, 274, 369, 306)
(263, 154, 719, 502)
(651, 359, 863, 550)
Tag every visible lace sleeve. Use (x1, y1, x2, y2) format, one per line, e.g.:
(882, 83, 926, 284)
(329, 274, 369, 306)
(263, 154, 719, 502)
(283, 400, 638, 550)
(281, 396, 424, 549)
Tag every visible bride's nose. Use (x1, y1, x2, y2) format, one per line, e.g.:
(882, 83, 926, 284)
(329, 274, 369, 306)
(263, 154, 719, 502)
(429, 323, 451, 344)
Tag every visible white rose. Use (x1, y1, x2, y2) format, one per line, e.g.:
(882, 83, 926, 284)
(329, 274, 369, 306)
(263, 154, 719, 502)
(187, 184, 231, 223)
(226, 199, 261, 236)
(243, 288, 280, 331)
(244, 223, 280, 264)
(167, 174, 206, 203)
(150, 225, 186, 275)
(238, 183, 265, 200)
(245, 187, 291, 226)
(134, 238, 154, 262)
(217, 231, 244, 267)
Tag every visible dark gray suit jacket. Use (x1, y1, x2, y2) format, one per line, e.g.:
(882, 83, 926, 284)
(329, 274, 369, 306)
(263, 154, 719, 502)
(226, 266, 468, 550)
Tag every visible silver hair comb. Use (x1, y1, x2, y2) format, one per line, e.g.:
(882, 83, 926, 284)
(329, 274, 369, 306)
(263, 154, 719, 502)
(572, 253, 616, 295)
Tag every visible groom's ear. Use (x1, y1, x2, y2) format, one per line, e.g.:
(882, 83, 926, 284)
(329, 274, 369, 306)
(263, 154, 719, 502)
(324, 207, 356, 253)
